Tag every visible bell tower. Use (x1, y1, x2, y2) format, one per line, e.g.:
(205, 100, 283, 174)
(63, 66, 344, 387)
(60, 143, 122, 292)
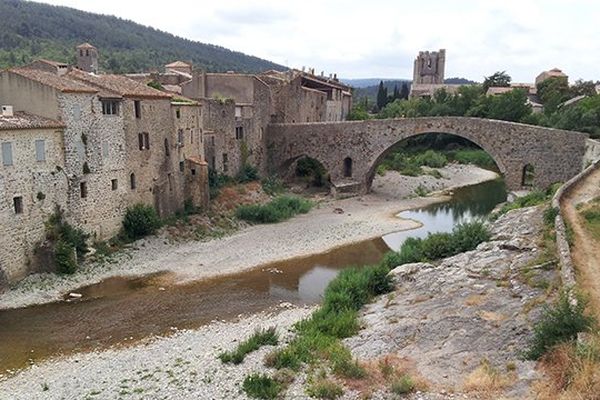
(76, 43, 99, 74)
(413, 49, 445, 85)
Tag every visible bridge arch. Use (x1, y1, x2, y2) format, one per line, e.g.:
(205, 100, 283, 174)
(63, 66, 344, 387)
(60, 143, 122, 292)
(266, 117, 587, 193)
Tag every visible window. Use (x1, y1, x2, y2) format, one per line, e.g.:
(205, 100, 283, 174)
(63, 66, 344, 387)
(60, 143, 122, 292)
(223, 153, 229, 172)
(235, 126, 244, 140)
(111, 179, 118, 191)
(79, 49, 83, 57)
(164, 138, 170, 157)
(138, 133, 150, 150)
(191, 168, 196, 176)
(134, 101, 141, 119)
(179, 161, 184, 172)
(130, 173, 136, 190)
(85, 49, 89, 57)
(73, 104, 81, 120)
(522, 164, 535, 187)
(13, 196, 23, 214)
(177, 129, 184, 146)
(175, 109, 181, 119)
(102, 142, 109, 159)
(235, 106, 242, 118)
(190, 129, 193, 144)
(80, 182, 88, 198)
(167, 173, 173, 192)
(343, 157, 353, 178)
(2, 142, 13, 166)
(35, 140, 46, 162)
(102, 100, 119, 115)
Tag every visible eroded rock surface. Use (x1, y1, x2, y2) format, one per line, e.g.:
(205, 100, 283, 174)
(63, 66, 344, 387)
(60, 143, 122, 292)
(344, 206, 556, 399)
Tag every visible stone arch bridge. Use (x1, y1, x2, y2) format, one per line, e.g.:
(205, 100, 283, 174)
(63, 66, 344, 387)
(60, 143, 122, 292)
(266, 117, 588, 193)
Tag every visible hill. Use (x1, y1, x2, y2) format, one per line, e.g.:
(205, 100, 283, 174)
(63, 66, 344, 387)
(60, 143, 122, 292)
(352, 80, 412, 101)
(0, 0, 285, 73)
(341, 78, 411, 88)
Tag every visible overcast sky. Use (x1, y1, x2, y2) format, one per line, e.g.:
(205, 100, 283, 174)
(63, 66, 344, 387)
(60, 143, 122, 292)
(37, 0, 599, 82)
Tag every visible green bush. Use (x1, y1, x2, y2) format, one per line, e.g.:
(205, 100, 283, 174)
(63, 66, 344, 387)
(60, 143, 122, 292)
(237, 164, 259, 183)
(236, 196, 312, 224)
(54, 239, 77, 274)
(391, 374, 415, 394)
(413, 149, 447, 168)
(122, 204, 161, 240)
(219, 327, 278, 364)
(449, 149, 496, 169)
(242, 374, 281, 399)
(261, 176, 285, 196)
(383, 221, 490, 267)
(543, 207, 560, 226)
(306, 378, 344, 399)
(526, 290, 595, 360)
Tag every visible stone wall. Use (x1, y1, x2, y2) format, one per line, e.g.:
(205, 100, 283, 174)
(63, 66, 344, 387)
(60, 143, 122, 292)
(269, 76, 327, 124)
(0, 127, 67, 282)
(267, 117, 588, 192)
(583, 138, 600, 167)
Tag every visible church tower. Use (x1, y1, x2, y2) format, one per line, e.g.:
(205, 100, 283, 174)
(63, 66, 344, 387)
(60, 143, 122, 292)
(413, 49, 445, 85)
(76, 43, 99, 74)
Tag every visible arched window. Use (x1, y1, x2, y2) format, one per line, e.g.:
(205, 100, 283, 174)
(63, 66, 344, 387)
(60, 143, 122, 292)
(130, 173, 136, 190)
(522, 164, 534, 187)
(164, 138, 170, 157)
(343, 157, 353, 178)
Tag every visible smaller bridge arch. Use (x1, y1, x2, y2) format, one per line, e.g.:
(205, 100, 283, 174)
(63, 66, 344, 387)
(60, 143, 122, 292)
(267, 117, 588, 193)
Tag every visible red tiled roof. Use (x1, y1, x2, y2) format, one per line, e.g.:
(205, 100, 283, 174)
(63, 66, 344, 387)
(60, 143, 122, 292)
(0, 111, 65, 131)
(7, 68, 98, 93)
(68, 70, 172, 99)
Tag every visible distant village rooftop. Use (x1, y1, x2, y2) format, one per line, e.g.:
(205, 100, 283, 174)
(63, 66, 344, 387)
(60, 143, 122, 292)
(8, 67, 97, 93)
(0, 110, 65, 131)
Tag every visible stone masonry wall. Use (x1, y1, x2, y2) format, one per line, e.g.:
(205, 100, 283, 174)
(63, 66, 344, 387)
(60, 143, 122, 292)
(0, 127, 67, 283)
(267, 117, 588, 192)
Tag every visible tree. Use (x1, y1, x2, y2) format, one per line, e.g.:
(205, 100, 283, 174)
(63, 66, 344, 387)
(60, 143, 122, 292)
(537, 76, 571, 114)
(376, 81, 388, 110)
(482, 71, 512, 93)
(392, 85, 400, 100)
(571, 79, 598, 97)
(400, 83, 410, 100)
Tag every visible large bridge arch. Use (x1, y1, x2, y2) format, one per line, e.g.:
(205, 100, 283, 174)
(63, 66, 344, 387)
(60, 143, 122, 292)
(266, 117, 588, 193)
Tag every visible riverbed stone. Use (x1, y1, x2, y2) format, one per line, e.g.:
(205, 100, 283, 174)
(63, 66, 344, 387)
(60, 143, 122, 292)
(345, 205, 552, 399)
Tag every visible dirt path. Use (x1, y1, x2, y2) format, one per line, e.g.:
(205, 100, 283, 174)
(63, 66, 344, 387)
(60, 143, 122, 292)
(561, 165, 600, 320)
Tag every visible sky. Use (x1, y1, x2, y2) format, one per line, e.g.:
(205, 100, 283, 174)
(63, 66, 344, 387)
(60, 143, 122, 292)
(37, 0, 600, 82)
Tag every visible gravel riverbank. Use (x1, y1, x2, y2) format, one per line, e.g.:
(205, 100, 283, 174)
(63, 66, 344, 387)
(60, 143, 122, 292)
(0, 164, 498, 310)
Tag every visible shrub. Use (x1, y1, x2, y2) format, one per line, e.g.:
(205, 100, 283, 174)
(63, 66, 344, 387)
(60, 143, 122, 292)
(122, 204, 161, 240)
(526, 290, 595, 360)
(219, 327, 278, 364)
(261, 176, 285, 196)
(413, 150, 447, 168)
(450, 149, 496, 169)
(543, 207, 560, 226)
(420, 232, 454, 260)
(391, 374, 415, 395)
(306, 378, 344, 399)
(237, 164, 259, 183)
(54, 239, 77, 274)
(414, 185, 429, 197)
(451, 221, 490, 253)
(242, 374, 281, 399)
(236, 196, 312, 224)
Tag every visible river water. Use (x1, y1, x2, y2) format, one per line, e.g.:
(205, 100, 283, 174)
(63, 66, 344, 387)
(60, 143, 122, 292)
(0, 179, 506, 372)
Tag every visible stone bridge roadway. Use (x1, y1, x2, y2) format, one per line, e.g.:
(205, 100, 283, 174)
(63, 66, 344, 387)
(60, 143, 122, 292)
(266, 117, 588, 193)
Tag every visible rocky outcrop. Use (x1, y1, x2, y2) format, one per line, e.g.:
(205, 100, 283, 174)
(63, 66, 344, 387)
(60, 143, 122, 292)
(345, 206, 556, 399)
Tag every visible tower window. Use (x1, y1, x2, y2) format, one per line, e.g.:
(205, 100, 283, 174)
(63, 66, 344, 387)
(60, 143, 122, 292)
(80, 182, 88, 198)
(111, 179, 118, 191)
(134, 101, 141, 119)
(130, 173, 136, 190)
(13, 196, 23, 214)
(235, 126, 244, 140)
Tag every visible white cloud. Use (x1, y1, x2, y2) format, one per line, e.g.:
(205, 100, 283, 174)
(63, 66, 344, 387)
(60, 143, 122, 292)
(33, 0, 600, 81)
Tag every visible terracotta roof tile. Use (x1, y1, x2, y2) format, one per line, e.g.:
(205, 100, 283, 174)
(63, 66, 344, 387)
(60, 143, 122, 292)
(8, 68, 98, 93)
(0, 111, 65, 131)
(68, 70, 172, 99)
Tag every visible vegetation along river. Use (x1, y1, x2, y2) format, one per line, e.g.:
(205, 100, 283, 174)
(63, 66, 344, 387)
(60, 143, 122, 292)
(0, 179, 506, 373)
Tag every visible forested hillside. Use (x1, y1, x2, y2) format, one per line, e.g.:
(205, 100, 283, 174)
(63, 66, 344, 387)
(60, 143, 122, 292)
(0, 0, 284, 73)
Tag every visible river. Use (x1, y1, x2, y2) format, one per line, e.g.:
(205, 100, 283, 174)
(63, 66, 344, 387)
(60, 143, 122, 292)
(0, 178, 506, 372)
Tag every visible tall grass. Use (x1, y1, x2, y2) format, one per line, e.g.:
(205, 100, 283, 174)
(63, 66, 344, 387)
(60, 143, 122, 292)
(219, 327, 278, 364)
(236, 195, 312, 223)
(447, 149, 496, 169)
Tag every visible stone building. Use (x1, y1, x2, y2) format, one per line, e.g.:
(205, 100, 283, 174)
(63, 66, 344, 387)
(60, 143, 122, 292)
(260, 69, 352, 123)
(0, 107, 67, 283)
(409, 49, 462, 98)
(535, 68, 568, 87)
(76, 42, 99, 74)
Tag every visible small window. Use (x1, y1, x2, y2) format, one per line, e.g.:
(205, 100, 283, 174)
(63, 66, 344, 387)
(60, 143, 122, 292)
(102, 142, 109, 159)
(191, 168, 196, 176)
(85, 49, 89, 57)
(134, 101, 141, 119)
(190, 129, 193, 144)
(130, 173, 136, 190)
(235, 126, 244, 140)
(79, 49, 83, 57)
(73, 104, 81, 120)
(13, 196, 23, 214)
(35, 140, 46, 162)
(80, 182, 88, 198)
(175, 109, 181, 119)
(177, 129, 184, 146)
(167, 173, 173, 192)
(179, 161, 184, 172)
(111, 179, 118, 191)
(102, 100, 119, 115)
(223, 153, 228, 172)
(235, 106, 242, 118)
(2, 142, 13, 166)
(139, 133, 150, 150)
(164, 138, 170, 157)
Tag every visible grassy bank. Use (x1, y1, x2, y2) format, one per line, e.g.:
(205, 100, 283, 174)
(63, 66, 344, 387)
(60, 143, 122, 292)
(240, 221, 490, 399)
(236, 195, 312, 224)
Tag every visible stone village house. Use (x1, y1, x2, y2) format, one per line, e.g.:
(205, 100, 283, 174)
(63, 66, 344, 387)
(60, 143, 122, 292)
(0, 43, 351, 285)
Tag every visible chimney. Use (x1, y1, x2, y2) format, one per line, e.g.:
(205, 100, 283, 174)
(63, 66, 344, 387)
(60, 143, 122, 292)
(1, 105, 14, 117)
